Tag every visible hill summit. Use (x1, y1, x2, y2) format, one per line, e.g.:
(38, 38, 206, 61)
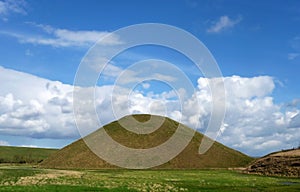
(40, 114, 252, 169)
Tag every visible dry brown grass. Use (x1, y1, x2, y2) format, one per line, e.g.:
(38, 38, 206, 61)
(270, 149, 300, 157)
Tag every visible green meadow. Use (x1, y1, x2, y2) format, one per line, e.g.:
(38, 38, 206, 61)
(0, 166, 299, 192)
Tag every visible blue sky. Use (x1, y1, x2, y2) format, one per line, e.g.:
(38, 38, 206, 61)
(0, 0, 300, 156)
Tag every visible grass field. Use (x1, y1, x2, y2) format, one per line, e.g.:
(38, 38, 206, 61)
(0, 146, 57, 164)
(0, 166, 299, 191)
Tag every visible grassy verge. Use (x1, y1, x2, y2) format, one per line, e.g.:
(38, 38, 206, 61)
(0, 166, 299, 191)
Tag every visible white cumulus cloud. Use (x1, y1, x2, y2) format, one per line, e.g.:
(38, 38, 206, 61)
(0, 66, 76, 138)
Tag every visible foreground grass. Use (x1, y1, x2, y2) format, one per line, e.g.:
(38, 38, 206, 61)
(0, 166, 299, 191)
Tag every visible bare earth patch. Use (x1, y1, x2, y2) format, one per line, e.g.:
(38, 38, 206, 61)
(14, 169, 83, 185)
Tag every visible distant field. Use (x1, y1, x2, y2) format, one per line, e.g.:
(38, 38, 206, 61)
(0, 166, 299, 191)
(0, 146, 58, 164)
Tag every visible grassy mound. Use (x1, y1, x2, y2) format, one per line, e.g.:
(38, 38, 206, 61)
(41, 114, 253, 169)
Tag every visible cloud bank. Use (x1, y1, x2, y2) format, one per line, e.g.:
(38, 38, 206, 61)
(0, 66, 299, 156)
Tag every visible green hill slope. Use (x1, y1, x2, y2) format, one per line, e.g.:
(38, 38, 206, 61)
(41, 114, 253, 169)
(0, 146, 57, 164)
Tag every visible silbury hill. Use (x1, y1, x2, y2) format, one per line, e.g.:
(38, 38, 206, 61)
(40, 114, 253, 169)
